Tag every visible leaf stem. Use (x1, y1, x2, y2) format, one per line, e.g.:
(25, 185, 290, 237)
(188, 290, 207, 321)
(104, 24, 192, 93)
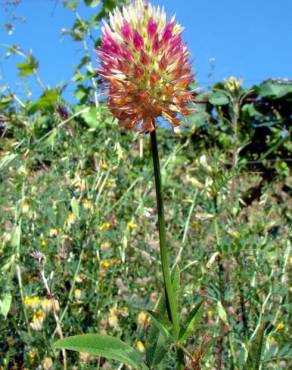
(150, 130, 179, 340)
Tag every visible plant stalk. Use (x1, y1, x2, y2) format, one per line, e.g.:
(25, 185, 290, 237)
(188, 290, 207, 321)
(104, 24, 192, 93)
(150, 129, 180, 340)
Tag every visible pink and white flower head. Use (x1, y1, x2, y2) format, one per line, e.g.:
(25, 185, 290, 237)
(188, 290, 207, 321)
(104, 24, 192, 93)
(97, 0, 193, 132)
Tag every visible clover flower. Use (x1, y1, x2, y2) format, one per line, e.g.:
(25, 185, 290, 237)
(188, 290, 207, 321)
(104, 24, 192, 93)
(97, 0, 193, 132)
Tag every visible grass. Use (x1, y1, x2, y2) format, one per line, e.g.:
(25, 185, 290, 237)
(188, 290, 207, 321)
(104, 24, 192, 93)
(0, 117, 291, 369)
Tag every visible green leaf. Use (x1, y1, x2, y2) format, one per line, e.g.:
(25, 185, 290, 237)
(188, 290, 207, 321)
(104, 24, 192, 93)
(183, 103, 209, 131)
(146, 310, 172, 340)
(28, 89, 59, 115)
(0, 292, 12, 319)
(217, 301, 228, 323)
(84, 0, 100, 7)
(80, 107, 99, 128)
(243, 323, 267, 370)
(54, 334, 148, 370)
(146, 293, 170, 367)
(178, 300, 204, 343)
(71, 197, 79, 219)
(209, 91, 230, 105)
(0, 153, 17, 171)
(256, 80, 292, 99)
(17, 56, 38, 77)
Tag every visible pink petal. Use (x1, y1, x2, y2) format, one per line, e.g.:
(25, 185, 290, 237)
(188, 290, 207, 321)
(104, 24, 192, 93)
(147, 18, 158, 39)
(121, 21, 133, 41)
(133, 31, 144, 50)
(162, 21, 174, 43)
(152, 34, 160, 53)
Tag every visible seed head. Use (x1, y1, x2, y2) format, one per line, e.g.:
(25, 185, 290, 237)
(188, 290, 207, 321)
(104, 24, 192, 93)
(97, 0, 193, 132)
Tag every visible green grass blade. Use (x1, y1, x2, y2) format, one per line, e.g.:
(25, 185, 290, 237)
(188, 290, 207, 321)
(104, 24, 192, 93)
(147, 310, 173, 340)
(178, 300, 204, 344)
(243, 323, 267, 370)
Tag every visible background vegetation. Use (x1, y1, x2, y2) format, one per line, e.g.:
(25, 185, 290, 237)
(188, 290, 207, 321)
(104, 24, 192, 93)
(0, 0, 291, 369)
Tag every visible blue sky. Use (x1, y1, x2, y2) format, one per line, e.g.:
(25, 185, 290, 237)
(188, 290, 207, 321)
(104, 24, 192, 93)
(1, 0, 292, 100)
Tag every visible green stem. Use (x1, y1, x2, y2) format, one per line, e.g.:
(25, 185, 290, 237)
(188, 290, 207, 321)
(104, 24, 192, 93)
(150, 130, 179, 339)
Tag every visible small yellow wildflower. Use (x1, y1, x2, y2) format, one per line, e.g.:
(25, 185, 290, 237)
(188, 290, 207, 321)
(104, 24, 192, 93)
(99, 222, 111, 231)
(225, 76, 243, 93)
(137, 311, 148, 327)
(72, 175, 86, 191)
(268, 336, 276, 345)
(23, 296, 41, 309)
(41, 298, 60, 313)
(74, 289, 82, 300)
(118, 306, 129, 317)
(101, 241, 112, 250)
(207, 309, 213, 318)
(127, 221, 138, 229)
(67, 212, 76, 228)
(28, 348, 38, 364)
(42, 357, 53, 370)
(108, 313, 119, 328)
(276, 322, 285, 331)
(22, 201, 30, 214)
(101, 260, 111, 269)
(79, 352, 92, 363)
(101, 162, 109, 170)
(106, 179, 115, 188)
(82, 199, 93, 210)
(30, 309, 46, 331)
(48, 228, 58, 237)
(136, 340, 145, 352)
(40, 239, 47, 248)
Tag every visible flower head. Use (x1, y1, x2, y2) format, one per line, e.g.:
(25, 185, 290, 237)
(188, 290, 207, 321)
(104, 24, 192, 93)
(97, 0, 193, 132)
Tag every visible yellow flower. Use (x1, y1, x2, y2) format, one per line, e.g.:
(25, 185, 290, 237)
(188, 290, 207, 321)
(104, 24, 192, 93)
(74, 289, 82, 300)
(23, 296, 41, 309)
(48, 228, 58, 237)
(101, 241, 112, 250)
(28, 348, 38, 364)
(207, 309, 213, 318)
(268, 336, 276, 345)
(137, 311, 148, 327)
(136, 340, 145, 352)
(276, 322, 285, 331)
(40, 239, 47, 248)
(101, 162, 109, 170)
(99, 222, 111, 231)
(67, 212, 76, 227)
(225, 76, 243, 93)
(83, 199, 93, 210)
(108, 313, 119, 328)
(30, 309, 46, 331)
(127, 221, 138, 229)
(41, 298, 60, 313)
(101, 260, 111, 269)
(106, 179, 115, 188)
(118, 306, 129, 317)
(42, 357, 53, 370)
(22, 201, 30, 214)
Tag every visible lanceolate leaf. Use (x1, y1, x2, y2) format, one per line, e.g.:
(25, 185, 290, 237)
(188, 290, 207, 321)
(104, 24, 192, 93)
(178, 300, 204, 343)
(146, 293, 169, 367)
(147, 310, 173, 340)
(54, 334, 148, 370)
